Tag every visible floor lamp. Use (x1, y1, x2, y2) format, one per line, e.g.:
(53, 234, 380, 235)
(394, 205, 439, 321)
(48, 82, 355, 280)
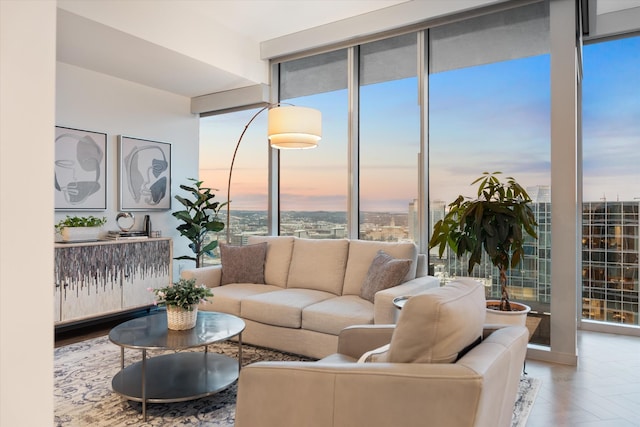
(225, 104, 322, 244)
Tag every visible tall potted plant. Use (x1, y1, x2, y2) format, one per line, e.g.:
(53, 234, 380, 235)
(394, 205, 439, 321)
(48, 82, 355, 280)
(429, 172, 538, 323)
(173, 178, 226, 267)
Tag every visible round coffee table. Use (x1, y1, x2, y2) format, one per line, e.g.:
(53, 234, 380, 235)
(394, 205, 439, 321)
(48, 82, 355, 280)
(109, 311, 245, 421)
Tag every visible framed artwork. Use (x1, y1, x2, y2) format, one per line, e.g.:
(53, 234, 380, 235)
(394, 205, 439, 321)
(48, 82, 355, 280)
(118, 135, 171, 211)
(55, 126, 107, 210)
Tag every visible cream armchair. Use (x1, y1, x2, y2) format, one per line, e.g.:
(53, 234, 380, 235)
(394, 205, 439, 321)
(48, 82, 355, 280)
(235, 279, 529, 427)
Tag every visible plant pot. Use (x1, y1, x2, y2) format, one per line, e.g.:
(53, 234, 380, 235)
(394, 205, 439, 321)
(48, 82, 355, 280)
(166, 305, 198, 330)
(61, 226, 102, 242)
(485, 300, 531, 326)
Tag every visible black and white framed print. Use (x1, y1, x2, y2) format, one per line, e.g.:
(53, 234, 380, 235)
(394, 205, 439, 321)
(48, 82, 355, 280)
(54, 126, 107, 210)
(118, 135, 171, 211)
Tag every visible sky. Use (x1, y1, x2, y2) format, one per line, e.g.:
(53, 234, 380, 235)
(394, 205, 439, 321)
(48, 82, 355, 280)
(582, 36, 640, 202)
(200, 35, 639, 212)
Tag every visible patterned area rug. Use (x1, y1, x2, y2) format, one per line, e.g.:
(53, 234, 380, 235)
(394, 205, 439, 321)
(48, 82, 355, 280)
(55, 335, 540, 426)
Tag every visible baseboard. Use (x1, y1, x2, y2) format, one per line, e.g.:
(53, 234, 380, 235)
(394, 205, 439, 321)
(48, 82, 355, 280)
(526, 345, 578, 366)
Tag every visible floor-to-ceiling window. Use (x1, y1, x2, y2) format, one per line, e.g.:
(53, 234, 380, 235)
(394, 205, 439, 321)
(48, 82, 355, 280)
(200, 108, 269, 253)
(359, 34, 420, 243)
(427, 2, 551, 345)
(582, 35, 640, 326)
(278, 50, 349, 238)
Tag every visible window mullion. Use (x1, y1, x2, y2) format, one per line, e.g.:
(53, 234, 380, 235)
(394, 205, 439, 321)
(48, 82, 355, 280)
(348, 46, 360, 240)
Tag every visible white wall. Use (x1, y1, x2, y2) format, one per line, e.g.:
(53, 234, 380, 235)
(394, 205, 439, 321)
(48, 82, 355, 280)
(1, 2, 56, 425)
(56, 62, 201, 279)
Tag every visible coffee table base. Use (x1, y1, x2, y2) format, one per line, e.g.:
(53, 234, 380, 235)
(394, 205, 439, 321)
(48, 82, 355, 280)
(112, 352, 238, 403)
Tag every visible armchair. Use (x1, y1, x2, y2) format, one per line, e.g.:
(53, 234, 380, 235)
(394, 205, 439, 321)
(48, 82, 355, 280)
(235, 279, 529, 427)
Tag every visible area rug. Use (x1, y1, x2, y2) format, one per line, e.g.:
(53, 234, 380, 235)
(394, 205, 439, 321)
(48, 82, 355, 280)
(55, 335, 540, 426)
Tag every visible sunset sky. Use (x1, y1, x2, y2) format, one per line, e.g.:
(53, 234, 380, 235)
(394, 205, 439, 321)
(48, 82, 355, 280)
(200, 35, 639, 211)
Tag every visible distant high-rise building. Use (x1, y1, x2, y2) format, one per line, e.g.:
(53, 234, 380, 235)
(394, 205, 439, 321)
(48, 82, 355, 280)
(527, 185, 550, 203)
(408, 199, 418, 243)
(582, 201, 639, 325)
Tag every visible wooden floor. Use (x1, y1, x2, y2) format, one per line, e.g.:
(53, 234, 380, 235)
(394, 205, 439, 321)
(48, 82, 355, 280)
(55, 323, 639, 426)
(525, 331, 640, 427)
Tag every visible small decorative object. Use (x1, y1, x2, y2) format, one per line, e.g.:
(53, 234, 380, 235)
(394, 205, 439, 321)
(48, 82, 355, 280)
(143, 214, 152, 236)
(429, 172, 538, 318)
(173, 179, 226, 267)
(55, 215, 107, 242)
(116, 211, 135, 232)
(150, 278, 213, 330)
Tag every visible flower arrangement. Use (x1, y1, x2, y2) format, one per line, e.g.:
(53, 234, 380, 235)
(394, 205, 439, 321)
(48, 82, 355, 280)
(150, 278, 213, 311)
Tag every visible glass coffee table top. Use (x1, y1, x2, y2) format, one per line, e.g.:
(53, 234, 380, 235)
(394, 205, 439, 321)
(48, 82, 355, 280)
(109, 310, 245, 350)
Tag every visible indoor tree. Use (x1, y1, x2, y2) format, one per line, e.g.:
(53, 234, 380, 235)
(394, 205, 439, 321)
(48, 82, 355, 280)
(173, 178, 226, 267)
(429, 172, 538, 311)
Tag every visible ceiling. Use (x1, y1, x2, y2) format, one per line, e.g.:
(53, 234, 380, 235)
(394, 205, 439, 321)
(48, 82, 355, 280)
(57, 0, 409, 98)
(56, 0, 640, 99)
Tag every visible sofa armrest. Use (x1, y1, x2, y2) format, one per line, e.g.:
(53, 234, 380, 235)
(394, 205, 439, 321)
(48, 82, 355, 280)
(373, 275, 440, 324)
(415, 253, 428, 277)
(235, 362, 482, 427)
(180, 265, 222, 288)
(336, 325, 395, 359)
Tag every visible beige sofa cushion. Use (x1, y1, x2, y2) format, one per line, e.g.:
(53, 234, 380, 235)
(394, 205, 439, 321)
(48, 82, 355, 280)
(220, 242, 267, 285)
(241, 289, 335, 328)
(387, 278, 485, 364)
(359, 250, 412, 302)
(287, 238, 349, 295)
(342, 240, 418, 296)
(199, 283, 281, 316)
(247, 236, 294, 288)
(302, 295, 374, 335)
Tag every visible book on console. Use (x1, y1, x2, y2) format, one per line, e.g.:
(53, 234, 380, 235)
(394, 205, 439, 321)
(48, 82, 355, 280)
(104, 230, 149, 240)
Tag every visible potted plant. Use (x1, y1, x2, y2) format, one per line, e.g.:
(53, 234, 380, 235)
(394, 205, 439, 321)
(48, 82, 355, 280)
(429, 172, 538, 324)
(150, 278, 213, 330)
(55, 215, 107, 242)
(172, 178, 226, 267)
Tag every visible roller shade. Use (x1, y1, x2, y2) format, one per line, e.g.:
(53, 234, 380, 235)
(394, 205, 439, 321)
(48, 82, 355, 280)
(280, 49, 348, 99)
(360, 33, 417, 85)
(430, 1, 549, 74)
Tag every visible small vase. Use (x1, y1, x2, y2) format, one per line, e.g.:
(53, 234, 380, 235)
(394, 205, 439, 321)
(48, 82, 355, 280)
(166, 304, 198, 330)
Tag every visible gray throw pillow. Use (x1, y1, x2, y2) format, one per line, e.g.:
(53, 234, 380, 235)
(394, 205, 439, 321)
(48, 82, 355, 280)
(360, 250, 412, 303)
(220, 242, 268, 285)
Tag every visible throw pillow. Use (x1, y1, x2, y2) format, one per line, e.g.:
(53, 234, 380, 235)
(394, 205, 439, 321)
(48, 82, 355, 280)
(220, 242, 268, 285)
(360, 250, 412, 303)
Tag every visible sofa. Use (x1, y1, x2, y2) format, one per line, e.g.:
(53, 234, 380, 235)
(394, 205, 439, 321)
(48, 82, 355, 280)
(235, 278, 529, 427)
(180, 236, 440, 358)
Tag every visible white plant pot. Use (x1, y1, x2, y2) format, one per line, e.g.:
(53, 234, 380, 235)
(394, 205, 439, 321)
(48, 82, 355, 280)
(485, 300, 531, 326)
(61, 226, 102, 242)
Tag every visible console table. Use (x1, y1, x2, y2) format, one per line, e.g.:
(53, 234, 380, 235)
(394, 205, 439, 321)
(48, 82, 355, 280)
(54, 238, 172, 325)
